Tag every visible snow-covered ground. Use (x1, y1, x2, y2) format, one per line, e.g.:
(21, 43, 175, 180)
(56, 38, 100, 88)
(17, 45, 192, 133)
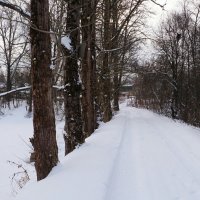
(1, 103, 200, 200)
(0, 105, 33, 200)
(0, 103, 64, 200)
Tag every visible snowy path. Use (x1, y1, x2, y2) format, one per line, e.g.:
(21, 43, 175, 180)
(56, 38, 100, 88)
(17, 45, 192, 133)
(16, 105, 200, 200)
(105, 107, 200, 200)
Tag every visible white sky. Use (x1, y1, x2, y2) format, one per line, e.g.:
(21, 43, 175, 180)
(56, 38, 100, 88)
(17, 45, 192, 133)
(148, 0, 181, 29)
(138, 0, 181, 61)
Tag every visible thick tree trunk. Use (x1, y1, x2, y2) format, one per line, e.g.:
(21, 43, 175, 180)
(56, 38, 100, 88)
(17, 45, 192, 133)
(101, 0, 112, 122)
(81, 0, 97, 137)
(30, 0, 58, 181)
(63, 0, 84, 155)
(111, 0, 120, 111)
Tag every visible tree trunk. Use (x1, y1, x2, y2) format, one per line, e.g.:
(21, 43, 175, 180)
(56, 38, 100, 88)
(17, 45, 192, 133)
(111, 0, 120, 111)
(63, 0, 84, 155)
(113, 72, 120, 111)
(28, 88, 33, 113)
(30, 0, 58, 181)
(81, 0, 97, 137)
(6, 64, 12, 106)
(6, 65, 11, 92)
(101, 0, 112, 122)
(171, 61, 179, 119)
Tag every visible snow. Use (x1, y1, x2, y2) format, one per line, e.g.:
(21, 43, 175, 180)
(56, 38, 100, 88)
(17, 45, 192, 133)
(2, 103, 200, 199)
(0, 105, 34, 200)
(61, 35, 72, 51)
(0, 103, 64, 200)
(52, 85, 64, 90)
(0, 86, 31, 97)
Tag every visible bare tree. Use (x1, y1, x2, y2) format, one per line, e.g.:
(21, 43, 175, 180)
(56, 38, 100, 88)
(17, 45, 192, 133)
(30, 0, 58, 180)
(0, 8, 28, 101)
(62, 0, 84, 155)
(81, 0, 97, 136)
(134, 1, 200, 126)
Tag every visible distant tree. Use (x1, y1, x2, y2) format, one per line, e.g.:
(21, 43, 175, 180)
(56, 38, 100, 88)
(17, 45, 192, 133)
(49, 0, 66, 85)
(0, 69, 5, 83)
(134, 1, 200, 126)
(0, 7, 28, 100)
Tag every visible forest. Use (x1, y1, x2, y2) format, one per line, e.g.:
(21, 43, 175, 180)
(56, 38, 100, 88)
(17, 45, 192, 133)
(0, 0, 199, 186)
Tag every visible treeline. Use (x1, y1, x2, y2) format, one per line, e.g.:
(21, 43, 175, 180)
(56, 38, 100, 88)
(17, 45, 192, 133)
(0, 0, 160, 181)
(134, 1, 200, 126)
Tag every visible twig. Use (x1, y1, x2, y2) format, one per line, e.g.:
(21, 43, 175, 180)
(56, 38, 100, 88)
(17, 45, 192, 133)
(150, 0, 166, 10)
(0, 1, 30, 19)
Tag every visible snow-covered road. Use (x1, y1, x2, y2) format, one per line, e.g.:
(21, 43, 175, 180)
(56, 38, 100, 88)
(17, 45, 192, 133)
(105, 107, 200, 200)
(12, 105, 200, 200)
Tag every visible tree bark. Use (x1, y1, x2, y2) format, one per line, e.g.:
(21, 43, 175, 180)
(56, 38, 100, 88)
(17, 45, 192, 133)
(111, 0, 120, 111)
(6, 64, 12, 105)
(100, 0, 112, 122)
(63, 0, 84, 155)
(30, 0, 58, 181)
(81, 0, 97, 137)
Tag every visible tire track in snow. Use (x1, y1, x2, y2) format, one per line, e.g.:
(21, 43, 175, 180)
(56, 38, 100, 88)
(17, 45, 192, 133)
(103, 107, 200, 200)
(134, 112, 200, 200)
(148, 119, 200, 194)
(103, 109, 136, 200)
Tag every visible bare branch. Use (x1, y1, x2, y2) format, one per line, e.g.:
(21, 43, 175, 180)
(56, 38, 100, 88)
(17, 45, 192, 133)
(150, 0, 166, 9)
(0, 1, 30, 20)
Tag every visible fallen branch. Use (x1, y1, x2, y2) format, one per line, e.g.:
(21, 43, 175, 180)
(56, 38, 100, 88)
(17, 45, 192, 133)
(0, 86, 31, 97)
(0, 85, 65, 98)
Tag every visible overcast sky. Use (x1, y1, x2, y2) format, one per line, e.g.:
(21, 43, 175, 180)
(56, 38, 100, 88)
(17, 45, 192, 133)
(138, 0, 181, 61)
(148, 0, 180, 28)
